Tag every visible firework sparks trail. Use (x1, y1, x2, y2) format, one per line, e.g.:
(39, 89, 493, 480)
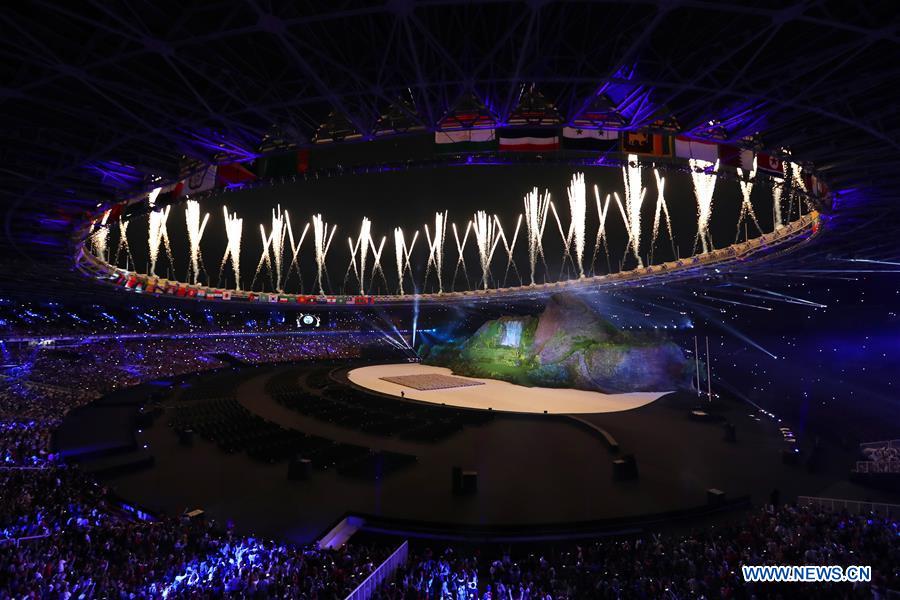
(472, 211, 501, 290)
(91, 209, 111, 262)
(393, 228, 419, 295)
(495, 214, 523, 286)
(772, 180, 784, 230)
(590, 186, 612, 275)
(345, 218, 373, 294)
(735, 157, 762, 242)
(622, 154, 646, 267)
(147, 188, 173, 276)
(369, 235, 388, 293)
(267, 206, 288, 291)
(788, 160, 809, 220)
(285, 220, 309, 292)
(312, 214, 337, 295)
(114, 218, 133, 269)
(688, 158, 720, 254)
(424, 211, 448, 293)
(566, 172, 587, 277)
(393, 228, 405, 295)
(523, 188, 551, 284)
(220, 206, 243, 289)
(185, 200, 210, 284)
(251, 224, 276, 291)
(650, 169, 676, 263)
(549, 201, 574, 278)
(451, 221, 472, 291)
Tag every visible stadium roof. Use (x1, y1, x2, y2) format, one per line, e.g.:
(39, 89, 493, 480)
(2, 1, 899, 296)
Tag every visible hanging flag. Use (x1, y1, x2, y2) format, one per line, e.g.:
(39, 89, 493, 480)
(561, 127, 619, 151)
(106, 202, 126, 222)
(221, 290, 231, 301)
(217, 162, 257, 186)
(621, 130, 671, 156)
(297, 149, 310, 173)
(498, 128, 560, 152)
(756, 152, 785, 178)
(674, 136, 720, 162)
(181, 165, 217, 196)
(434, 129, 497, 153)
(718, 145, 754, 170)
(156, 181, 184, 205)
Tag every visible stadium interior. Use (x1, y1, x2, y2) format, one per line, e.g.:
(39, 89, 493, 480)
(1, 2, 899, 598)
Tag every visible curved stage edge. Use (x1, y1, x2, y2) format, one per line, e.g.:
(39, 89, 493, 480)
(346, 363, 666, 414)
(54, 359, 878, 545)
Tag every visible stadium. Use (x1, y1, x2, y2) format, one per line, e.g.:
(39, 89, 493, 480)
(1, 2, 899, 597)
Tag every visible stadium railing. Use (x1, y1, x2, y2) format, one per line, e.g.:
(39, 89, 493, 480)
(797, 495, 900, 517)
(344, 540, 409, 600)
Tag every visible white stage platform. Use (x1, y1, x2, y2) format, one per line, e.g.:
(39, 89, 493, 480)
(346, 363, 668, 414)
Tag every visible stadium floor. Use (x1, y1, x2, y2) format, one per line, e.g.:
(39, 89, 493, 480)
(58, 362, 890, 544)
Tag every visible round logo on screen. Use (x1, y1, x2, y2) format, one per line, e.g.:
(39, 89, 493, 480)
(301, 314, 316, 326)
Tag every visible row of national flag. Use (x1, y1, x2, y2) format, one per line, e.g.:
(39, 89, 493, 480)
(435, 127, 621, 153)
(434, 127, 795, 177)
(159, 149, 313, 199)
(115, 272, 376, 305)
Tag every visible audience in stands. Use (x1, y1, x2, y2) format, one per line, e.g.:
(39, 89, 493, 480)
(0, 300, 896, 597)
(377, 505, 899, 598)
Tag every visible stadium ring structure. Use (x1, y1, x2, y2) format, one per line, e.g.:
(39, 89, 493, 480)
(74, 147, 826, 306)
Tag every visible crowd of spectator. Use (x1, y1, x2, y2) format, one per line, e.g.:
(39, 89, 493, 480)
(0, 420, 391, 596)
(0, 315, 408, 597)
(0, 298, 373, 338)
(377, 504, 899, 598)
(0, 299, 897, 598)
(0, 330, 398, 421)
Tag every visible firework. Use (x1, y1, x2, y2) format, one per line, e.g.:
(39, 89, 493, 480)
(566, 172, 587, 277)
(393, 227, 418, 295)
(688, 158, 720, 254)
(147, 187, 172, 276)
(451, 221, 472, 291)
(312, 214, 337, 296)
(424, 211, 448, 293)
(523, 188, 551, 285)
(735, 157, 762, 242)
(495, 213, 523, 286)
(650, 169, 675, 263)
(472, 210, 501, 290)
(622, 154, 646, 266)
(592, 187, 614, 275)
(185, 200, 210, 284)
(220, 206, 243, 290)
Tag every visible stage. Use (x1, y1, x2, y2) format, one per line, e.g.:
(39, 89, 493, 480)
(347, 363, 667, 414)
(56, 362, 878, 545)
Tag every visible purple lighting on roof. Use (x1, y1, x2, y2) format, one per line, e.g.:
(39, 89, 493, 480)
(184, 128, 259, 163)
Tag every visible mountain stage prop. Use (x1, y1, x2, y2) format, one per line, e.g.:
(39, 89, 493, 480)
(419, 294, 692, 393)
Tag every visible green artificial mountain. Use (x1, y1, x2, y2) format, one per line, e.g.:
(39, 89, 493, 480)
(419, 293, 693, 393)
